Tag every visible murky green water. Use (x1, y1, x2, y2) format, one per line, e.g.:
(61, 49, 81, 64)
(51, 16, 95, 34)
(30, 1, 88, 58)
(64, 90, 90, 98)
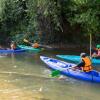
(0, 50, 100, 100)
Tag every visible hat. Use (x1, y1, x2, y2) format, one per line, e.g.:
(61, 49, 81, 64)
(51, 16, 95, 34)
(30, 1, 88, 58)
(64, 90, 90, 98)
(96, 45, 100, 49)
(80, 53, 86, 57)
(11, 41, 14, 43)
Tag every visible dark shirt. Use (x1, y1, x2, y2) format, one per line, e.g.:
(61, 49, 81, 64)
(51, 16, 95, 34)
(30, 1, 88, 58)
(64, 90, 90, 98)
(91, 49, 98, 54)
(77, 59, 85, 68)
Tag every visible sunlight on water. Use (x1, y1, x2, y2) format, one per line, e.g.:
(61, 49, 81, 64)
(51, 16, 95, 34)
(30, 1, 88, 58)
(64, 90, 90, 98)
(0, 76, 43, 100)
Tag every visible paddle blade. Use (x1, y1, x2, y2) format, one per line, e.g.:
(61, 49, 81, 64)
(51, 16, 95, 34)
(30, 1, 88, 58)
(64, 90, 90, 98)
(23, 39, 29, 43)
(50, 70, 60, 77)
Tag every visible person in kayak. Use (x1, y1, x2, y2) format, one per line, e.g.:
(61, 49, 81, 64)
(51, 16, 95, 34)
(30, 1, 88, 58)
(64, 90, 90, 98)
(0, 45, 4, 50)
(91, 47, 98, 57)
(73, 53, 92, 72)
(10, 41, 17, 50)
(32, 40, 39, 48)
(92, 45, 100, 59)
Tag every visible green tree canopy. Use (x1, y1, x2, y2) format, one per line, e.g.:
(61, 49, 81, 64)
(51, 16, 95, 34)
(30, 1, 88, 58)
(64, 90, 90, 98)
(0, 0, 100, 44)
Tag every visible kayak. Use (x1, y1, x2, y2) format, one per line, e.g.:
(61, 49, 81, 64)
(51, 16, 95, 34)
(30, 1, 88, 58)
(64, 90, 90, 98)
(56, 55, 100, 65)
(40, 56, 100, 83)
(0, 48, 26, 53)
(0, 55, 7, 57)
(18, 45, 42, 52)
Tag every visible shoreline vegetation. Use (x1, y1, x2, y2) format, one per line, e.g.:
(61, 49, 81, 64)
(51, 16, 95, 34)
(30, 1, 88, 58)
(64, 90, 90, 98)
(0, 0, 100, 47)
(50, 43, 93, 52)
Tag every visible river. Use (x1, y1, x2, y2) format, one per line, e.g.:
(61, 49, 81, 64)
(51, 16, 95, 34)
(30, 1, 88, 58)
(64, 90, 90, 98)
(0, 50, 100, 100)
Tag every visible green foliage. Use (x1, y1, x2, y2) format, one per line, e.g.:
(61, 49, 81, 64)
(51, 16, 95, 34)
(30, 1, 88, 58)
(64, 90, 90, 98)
(67, 0, 100, 35)
(27, 0, 62, 32)
(1, 0, 28, 34)
(0, 0, 100, 44)
(12, 32, 41, 44)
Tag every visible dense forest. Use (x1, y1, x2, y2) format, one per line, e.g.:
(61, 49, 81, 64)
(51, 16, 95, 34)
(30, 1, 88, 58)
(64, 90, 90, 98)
(0, 0, 100, 46)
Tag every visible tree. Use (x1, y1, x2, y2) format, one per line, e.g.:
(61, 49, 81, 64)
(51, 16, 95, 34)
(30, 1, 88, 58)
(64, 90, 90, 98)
(0, 0, 100, 44)
(67, 0, 100, 38)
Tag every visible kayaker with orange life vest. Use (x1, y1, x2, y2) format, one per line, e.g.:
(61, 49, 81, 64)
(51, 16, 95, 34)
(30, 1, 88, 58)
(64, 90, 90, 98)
(10, 41, 17, 50)
(73, 53, 92, 72)
(23, 39, 52, 49)
(32, 40, 39, 48)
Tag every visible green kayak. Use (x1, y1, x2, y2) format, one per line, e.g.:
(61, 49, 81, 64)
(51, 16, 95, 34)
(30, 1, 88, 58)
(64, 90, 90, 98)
(18, 45, 42, 52)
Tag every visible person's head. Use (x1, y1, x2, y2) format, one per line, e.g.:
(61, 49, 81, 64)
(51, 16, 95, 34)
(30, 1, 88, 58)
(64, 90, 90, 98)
(11, 41, 16, 46)
(34, 40, 38, 43)
(0, 45, 2, 48)
(34, 40, 36, 43)
(11, 41, 15, 44)
(80, 53, 87, 58)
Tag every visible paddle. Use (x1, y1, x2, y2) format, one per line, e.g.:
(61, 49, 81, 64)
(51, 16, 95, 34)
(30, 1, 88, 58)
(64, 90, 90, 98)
(50, 66, 76, 78)
(23, 39, 33, 45)
(23, 39, 53, 49)
(50, 70, 61, 78)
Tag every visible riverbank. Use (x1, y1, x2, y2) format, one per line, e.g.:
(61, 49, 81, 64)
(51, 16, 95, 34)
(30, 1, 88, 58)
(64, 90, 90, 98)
(50, 43, 93, 53)
(0, 42, 95, 54)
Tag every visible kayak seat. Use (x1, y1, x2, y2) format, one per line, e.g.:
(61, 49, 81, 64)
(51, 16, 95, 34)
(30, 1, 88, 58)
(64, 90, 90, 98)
(85, 71, 99, 77)
(49, 59, 58, 63)
(44, 57, 48, 60)
(61, 64, 72, 68)
(61, 65, 68, 68)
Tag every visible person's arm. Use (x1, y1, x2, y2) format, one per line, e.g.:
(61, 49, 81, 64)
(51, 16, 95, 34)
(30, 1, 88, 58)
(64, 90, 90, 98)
(77, 60, 85, 68)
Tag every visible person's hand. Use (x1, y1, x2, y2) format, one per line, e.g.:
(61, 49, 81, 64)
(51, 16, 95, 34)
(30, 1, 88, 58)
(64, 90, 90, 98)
(72, 66, 78, 71)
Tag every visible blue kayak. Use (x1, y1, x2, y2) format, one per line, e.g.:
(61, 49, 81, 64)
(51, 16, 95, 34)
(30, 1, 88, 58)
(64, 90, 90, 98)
(0, 48, 26, 53)
(56, 55, 100, 65)
(40, 56, 100, 83)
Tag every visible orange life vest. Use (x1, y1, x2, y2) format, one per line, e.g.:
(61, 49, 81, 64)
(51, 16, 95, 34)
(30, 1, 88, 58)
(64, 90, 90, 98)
(32, 43, 39, 48)
(82, 57, 92, 72)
